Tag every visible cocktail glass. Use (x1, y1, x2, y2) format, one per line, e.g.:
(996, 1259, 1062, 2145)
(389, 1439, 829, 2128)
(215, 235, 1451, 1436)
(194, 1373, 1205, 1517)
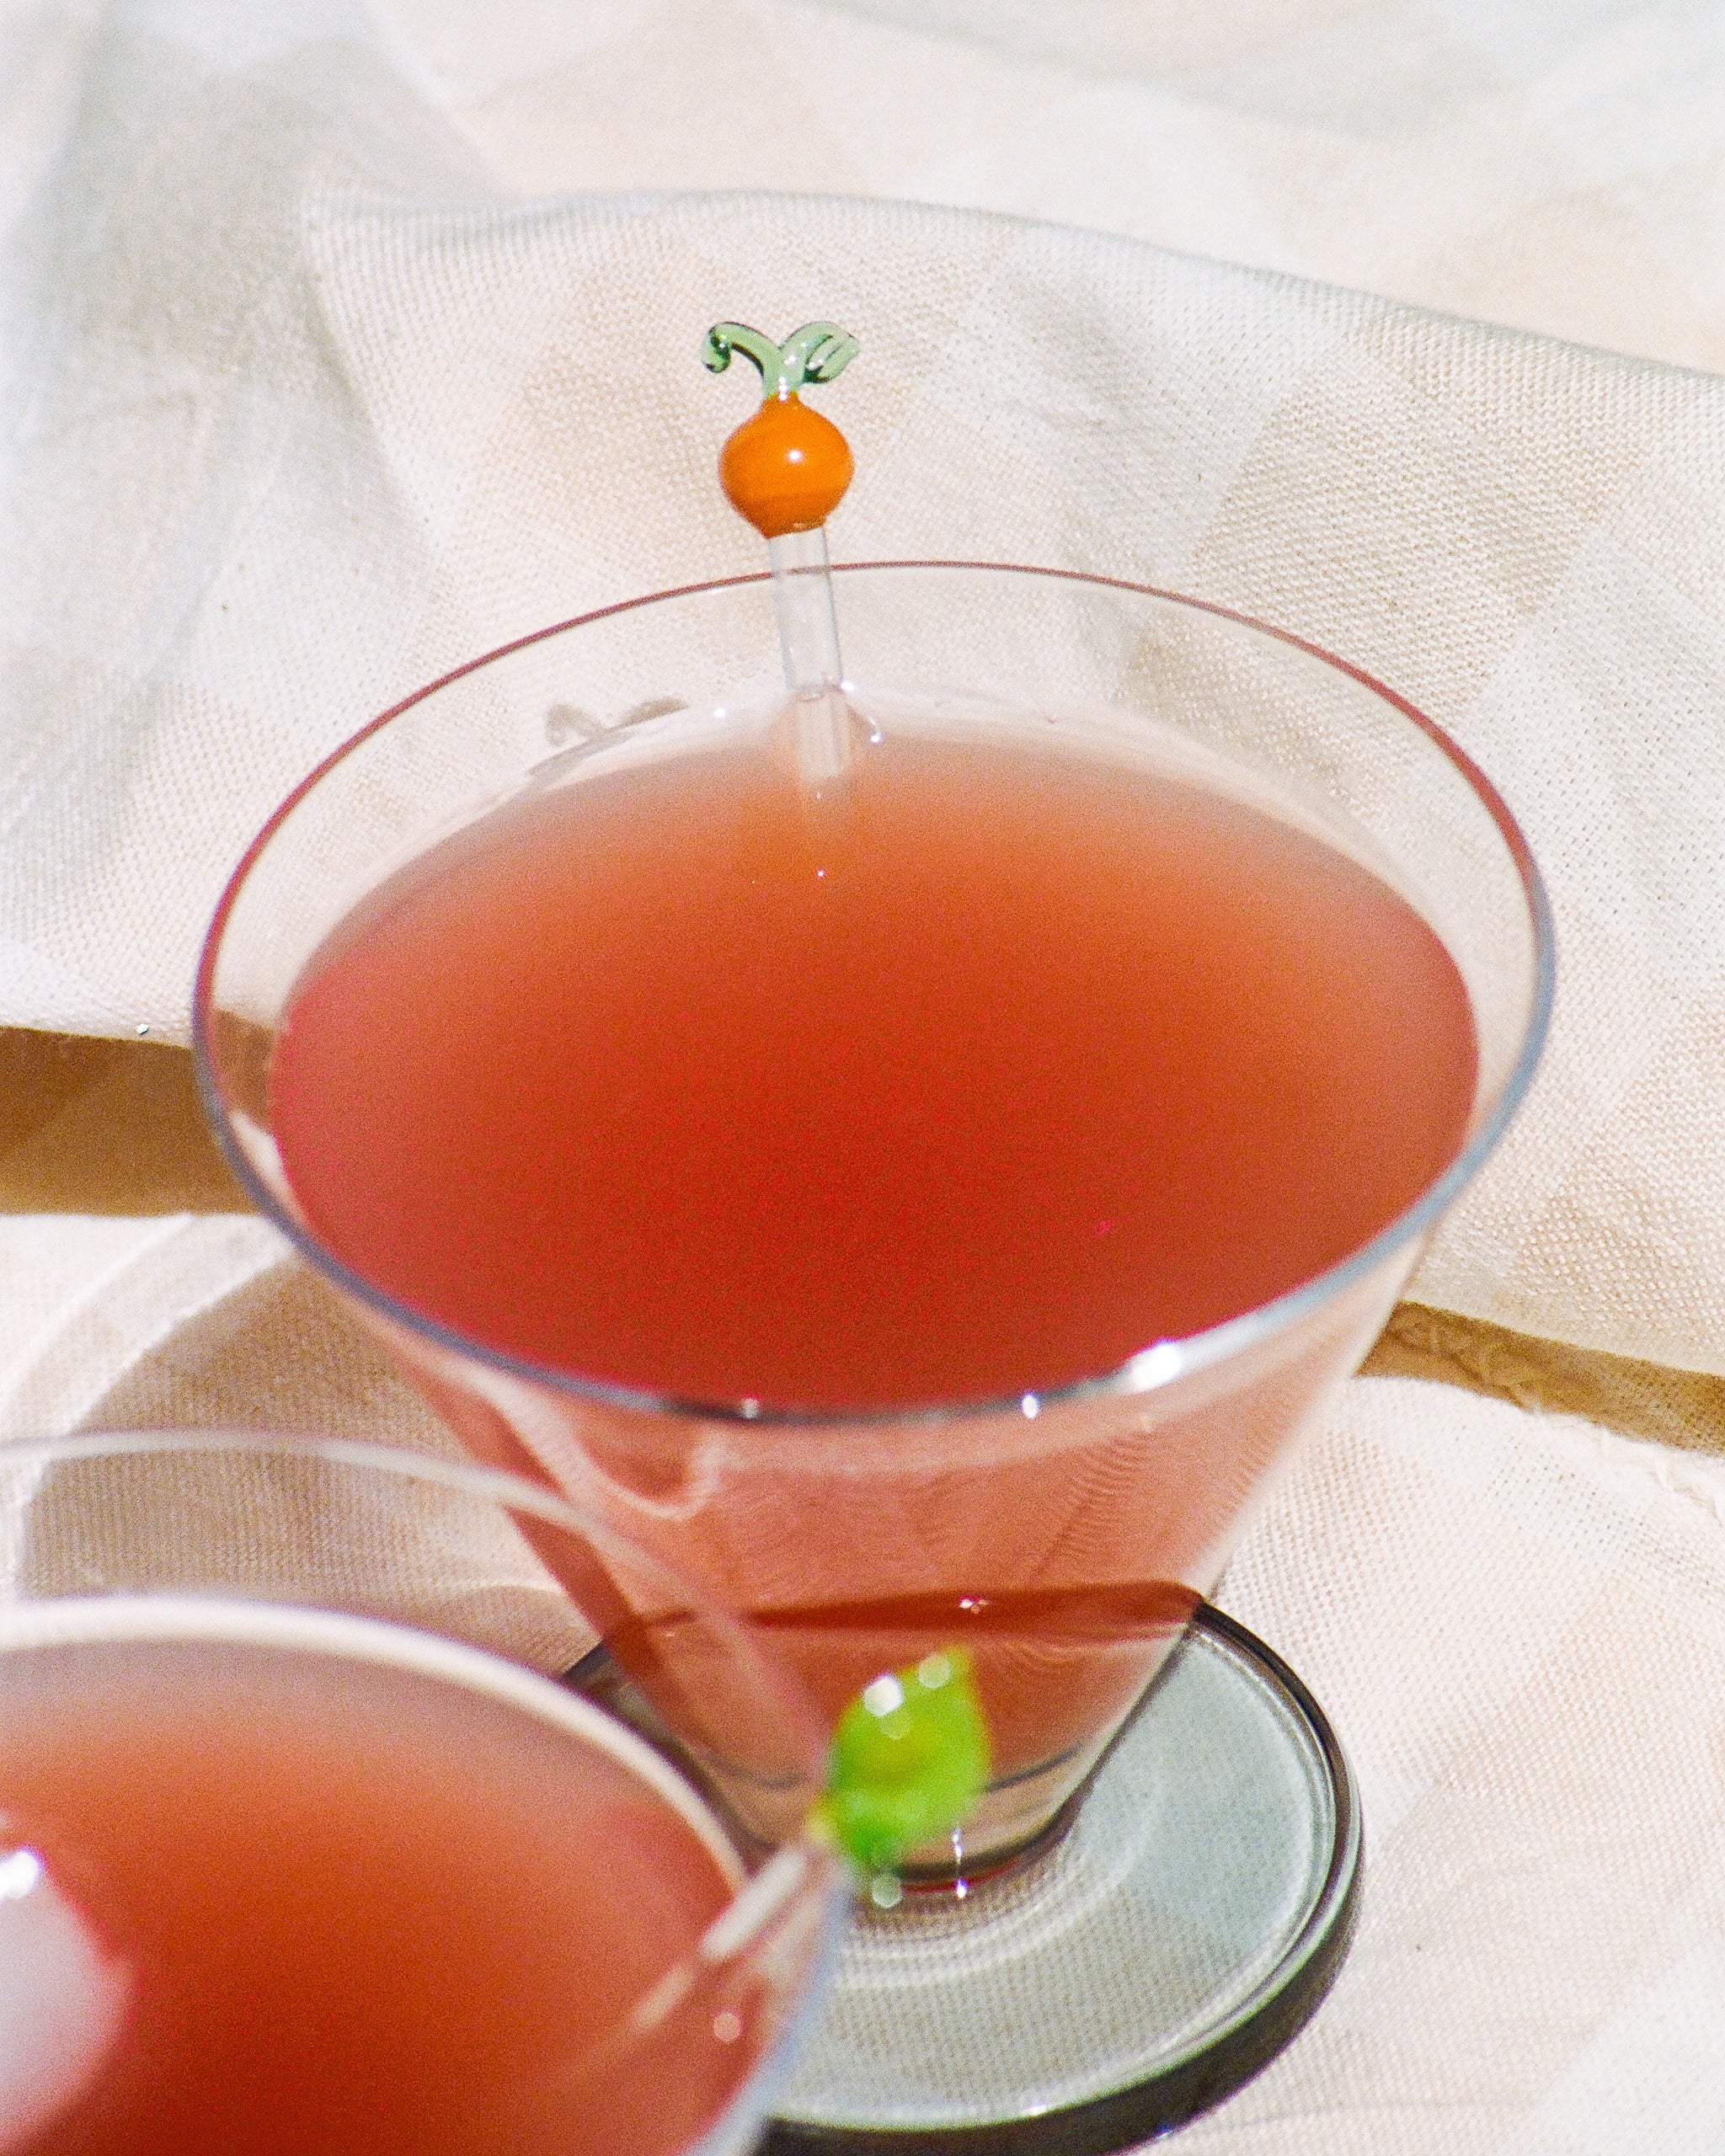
(196, 563, 1551, 2148)
(0, 1428, 846, 2155)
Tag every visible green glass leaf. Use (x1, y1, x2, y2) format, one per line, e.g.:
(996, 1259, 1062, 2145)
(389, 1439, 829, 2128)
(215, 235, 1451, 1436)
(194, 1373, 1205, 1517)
(778, 322, 861, 386)
(702, 320, 860, 399)
(813, 1648, 991, 1877)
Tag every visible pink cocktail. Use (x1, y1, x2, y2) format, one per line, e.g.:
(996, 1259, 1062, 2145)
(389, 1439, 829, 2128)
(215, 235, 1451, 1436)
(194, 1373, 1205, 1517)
(197, 563, 1551, 1878)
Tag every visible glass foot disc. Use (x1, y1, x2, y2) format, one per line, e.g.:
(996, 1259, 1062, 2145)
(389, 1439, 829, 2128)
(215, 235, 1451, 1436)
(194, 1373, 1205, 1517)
(766, 1604, 1360, 2156)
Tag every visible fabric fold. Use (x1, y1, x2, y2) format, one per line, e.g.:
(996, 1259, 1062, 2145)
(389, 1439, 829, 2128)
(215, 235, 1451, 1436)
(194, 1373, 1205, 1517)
(12, 150, 1725, 1373)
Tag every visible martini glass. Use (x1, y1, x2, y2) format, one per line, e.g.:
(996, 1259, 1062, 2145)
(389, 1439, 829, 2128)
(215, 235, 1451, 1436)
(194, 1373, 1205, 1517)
(0, 1429, 846, 2156)
(196, 563, 1552, 2149)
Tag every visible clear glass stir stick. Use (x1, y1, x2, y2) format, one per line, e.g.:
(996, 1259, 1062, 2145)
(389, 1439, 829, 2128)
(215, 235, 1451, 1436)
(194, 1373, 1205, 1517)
(702, 321, 869, 785)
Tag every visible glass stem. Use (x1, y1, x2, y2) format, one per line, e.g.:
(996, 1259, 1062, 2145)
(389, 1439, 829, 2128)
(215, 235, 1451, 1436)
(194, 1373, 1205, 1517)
(770, 527, 851, 786)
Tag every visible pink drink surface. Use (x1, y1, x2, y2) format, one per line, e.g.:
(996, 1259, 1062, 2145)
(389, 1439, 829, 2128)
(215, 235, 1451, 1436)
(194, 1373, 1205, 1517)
(271, 726, 1477, 1411)
(0, 1625, 746, 2156)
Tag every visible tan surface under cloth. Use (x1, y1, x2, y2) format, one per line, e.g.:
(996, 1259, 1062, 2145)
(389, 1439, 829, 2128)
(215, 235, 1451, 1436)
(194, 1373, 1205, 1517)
(0, 1029, 246, 1215)
(1367, 1303, 1725, 1464)
(8, 1027, 1722, 1463)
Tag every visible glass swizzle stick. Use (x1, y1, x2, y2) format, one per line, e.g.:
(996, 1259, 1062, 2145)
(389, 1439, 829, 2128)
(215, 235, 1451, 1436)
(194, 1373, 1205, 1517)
(702, 321, 870, 787)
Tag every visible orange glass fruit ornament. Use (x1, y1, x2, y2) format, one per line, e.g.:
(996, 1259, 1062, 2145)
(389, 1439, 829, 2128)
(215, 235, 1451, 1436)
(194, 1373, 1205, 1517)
(702, 323, 859, 539)
(718, 395, 852, 540)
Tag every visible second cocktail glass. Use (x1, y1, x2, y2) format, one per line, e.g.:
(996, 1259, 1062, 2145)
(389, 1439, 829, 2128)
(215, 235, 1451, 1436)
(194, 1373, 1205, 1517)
(196, 562, 1551, 2149)
(0, 1430, 846, 2155)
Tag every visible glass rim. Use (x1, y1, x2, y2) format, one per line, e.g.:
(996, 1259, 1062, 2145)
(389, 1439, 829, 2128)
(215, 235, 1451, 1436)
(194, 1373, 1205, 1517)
(0, 1424, 829, 1753)
(0, 1424, 692, 1532)
(194, 559, 1557, 1431)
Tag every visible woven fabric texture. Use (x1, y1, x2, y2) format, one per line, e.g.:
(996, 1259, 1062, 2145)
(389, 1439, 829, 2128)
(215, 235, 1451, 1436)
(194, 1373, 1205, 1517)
(5, 2, 1725, 2146)
(8, 4, 1725, 1375)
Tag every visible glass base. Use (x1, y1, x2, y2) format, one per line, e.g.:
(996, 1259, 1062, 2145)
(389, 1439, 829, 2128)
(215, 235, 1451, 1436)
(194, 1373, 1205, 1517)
(765, 1606, 1360, 2155)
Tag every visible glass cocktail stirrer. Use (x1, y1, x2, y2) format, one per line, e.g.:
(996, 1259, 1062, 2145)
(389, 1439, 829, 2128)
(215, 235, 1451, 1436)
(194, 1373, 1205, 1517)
(701, 320, 875, 782)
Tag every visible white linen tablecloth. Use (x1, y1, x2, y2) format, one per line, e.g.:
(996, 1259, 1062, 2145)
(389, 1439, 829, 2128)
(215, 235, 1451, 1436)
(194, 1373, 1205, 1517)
(6, 2, 1725, 2146)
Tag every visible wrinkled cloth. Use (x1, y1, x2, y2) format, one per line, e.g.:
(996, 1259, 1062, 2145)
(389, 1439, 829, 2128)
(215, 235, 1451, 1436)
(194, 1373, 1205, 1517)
(9, 3, 1725, 1375)
(7, 1, 1725, 2147)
